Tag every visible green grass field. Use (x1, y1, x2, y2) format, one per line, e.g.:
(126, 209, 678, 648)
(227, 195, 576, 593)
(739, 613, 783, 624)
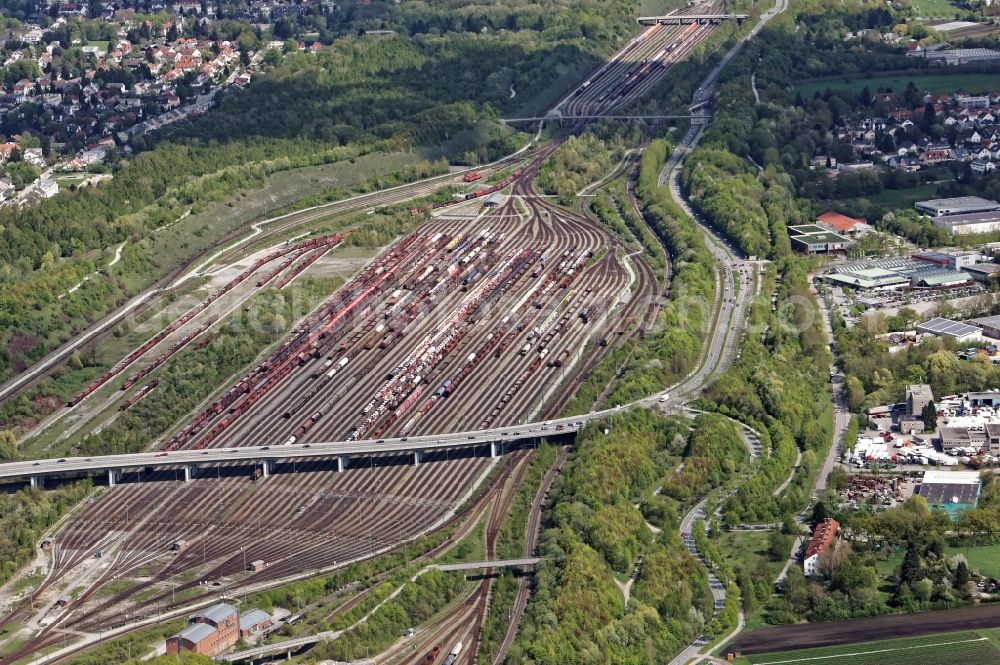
(747, 631, 1000, 664)
(796, 73, 1000, 99)
(830, 183, 942, 213)
(946, 544, 1000, 578)
(908, 0, 960, 16)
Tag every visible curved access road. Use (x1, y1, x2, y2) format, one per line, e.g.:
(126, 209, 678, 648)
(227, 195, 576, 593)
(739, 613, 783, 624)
(660, 0, 788, 663)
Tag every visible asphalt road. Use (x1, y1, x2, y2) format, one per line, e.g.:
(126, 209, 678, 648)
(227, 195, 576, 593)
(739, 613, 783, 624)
(662, 0, 789, 662)
(812, 281, 851, 499)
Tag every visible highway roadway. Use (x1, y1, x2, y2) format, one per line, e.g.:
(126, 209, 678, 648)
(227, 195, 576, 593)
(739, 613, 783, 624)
(657, 0, 788, 662)
(0, 399, 697, 483)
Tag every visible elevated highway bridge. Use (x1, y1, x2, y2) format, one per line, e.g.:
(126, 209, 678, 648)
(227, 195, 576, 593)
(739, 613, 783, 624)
(637, 13, 748, 25)
(0, 400, 673, 489)
(501, 114, 704, 123)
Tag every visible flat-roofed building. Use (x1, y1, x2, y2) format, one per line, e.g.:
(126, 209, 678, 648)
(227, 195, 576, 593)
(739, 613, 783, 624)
(932, 211, 1000, 235)
(911, 270, 972, 288)
(939, 426, 989, 451)
(917, 470, 981, 518)
(915, 317, 980, 341)
(906, 384, 934, 417)
(963, 263, 1000, 283)
(788, 224, 851, 254)
(968, 391, 1000, 406)
(986, 423, 1000, 451)
(912, 251, 980, 271)
(969, 315, 1000, 339)
(915, 196, 1000, 218)
(824, 257, 972, 291)
(825, 267, 908, 289)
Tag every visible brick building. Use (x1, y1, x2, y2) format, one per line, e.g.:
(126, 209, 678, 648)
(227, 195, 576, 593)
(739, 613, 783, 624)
(166, 602, 239, 657)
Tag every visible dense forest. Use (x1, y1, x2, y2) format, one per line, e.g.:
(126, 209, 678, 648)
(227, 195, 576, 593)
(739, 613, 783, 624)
(0, 481, 91, 584)
(508, 410, 717, 664)
(674, 9, 837, 529)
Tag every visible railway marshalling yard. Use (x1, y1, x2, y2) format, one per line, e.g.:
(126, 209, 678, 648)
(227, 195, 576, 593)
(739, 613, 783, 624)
(0, 9, 734, 663)
(0, 160, 662, 664)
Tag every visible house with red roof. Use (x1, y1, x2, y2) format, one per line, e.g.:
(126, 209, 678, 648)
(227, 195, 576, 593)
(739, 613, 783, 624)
(804, 518, 840, 576)
(817, 211, 871, 236)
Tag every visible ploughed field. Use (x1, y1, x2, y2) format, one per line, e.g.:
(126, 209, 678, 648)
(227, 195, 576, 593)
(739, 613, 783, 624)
(747, 631, 1000, 665)
(734, 604, 1000, 655)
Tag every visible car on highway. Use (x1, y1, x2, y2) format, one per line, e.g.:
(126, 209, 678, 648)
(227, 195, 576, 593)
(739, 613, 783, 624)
(467, 435, 476, 440)
(33, 461, 40, 466)
(154, 452, 168, 457)
(201, 451, 210, 455)
(303, 444, 312, 448)
(659, 394, 669, 402)
(376, 439, 385, 444)
(57, 458, 66, 463)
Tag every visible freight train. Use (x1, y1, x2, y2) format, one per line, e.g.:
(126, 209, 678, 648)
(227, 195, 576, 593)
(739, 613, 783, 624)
(409, 169, 522, 216)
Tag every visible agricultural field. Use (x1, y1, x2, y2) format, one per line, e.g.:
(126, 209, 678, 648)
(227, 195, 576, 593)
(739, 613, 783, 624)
(796, 72, 1000, 99)
(745, 631, 1000, 665)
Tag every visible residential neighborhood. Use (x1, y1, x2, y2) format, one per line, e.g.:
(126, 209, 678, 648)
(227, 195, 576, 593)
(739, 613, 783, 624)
(0, 11, 307, 205)
(829, 90, 1000, 176)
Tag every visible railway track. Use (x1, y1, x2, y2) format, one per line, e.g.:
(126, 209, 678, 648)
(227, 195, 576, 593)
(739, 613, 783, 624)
(0, 5, 742, 660)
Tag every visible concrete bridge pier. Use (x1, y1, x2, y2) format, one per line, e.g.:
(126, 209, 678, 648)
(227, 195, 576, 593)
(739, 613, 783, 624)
(183, 465, 194, 482)
(107, 469, 120, 486)
(337, 456, 346, 472)
(261, 460, 273, 478)
(413, 450, 423, 466)
(29, 475, 40, 489)
(491, 442, 500, 458)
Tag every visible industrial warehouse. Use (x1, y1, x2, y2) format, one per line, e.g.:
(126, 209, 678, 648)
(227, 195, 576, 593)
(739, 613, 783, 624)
(822, 256, 974, 290)
(915, 196, 1000, 235)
